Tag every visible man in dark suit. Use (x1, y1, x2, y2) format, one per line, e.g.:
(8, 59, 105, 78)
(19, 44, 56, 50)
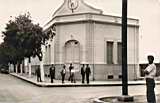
(49, 64, 55, 83)
(36, 66, 41, 82)
(61, 65, 66, 83)
(81, 64, 85, 83)
(68, 63, 73, 81)
(85, 64, 91, 84)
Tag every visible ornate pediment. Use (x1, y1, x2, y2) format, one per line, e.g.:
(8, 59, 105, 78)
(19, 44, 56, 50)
(52, 0, 103, 17)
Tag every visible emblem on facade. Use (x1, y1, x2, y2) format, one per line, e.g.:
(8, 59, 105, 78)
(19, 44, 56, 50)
(68, 0, 79, 13)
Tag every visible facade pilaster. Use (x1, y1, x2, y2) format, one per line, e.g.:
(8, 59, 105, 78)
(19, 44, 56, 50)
(113, 42, 118, 64)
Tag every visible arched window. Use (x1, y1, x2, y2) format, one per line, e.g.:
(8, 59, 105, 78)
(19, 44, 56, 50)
(65, 40, 80, 63)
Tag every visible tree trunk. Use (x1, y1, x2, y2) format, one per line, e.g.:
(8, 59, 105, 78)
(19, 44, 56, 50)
(13, 64, 16, 73)
(36, 51, 45, 81)
(28, 57, 32, 77)
(23, 59, 26, 74)
(15, 64, 18, 74)
(10, 64, 14, 73)
(20, 63, 23, 75)
(18, 61, 23, 75)
(8, 63, 11, 73)
(40, 60, 45, 82)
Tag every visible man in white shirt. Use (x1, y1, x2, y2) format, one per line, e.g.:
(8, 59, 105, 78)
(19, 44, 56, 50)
(144, 55, 156, 103)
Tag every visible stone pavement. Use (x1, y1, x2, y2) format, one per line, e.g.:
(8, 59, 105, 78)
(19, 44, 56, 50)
(10, 73, 160, 87)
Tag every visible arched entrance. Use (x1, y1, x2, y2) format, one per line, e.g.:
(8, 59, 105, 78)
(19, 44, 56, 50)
(65, 40, 80, 65)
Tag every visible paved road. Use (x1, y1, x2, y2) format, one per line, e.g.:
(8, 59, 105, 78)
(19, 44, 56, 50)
(0, 73, 160, 103)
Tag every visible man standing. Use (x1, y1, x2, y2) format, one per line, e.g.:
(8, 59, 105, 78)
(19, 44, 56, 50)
(68, 63, 73, 81)
(81, 64, 85, 83)
(144, 55, 156, 103)
(36, 66, 42, 82)
(85, 64, 91, 84)
(70, 67, 76, 83)
(49, 64, 55, 83)
(61, 65, 66, 83)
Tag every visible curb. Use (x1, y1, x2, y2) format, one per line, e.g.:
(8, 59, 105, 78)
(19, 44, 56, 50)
(93, 96, 118, 103)
(10, 73, 160, 87)
(10, 73, 43, 87)
(93, 98, 108, 103)
(10, 73, 122, 87)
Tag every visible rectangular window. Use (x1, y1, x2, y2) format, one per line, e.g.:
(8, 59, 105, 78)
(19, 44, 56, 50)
(117, 42, 122, 64)
(107, 41, 113, 64)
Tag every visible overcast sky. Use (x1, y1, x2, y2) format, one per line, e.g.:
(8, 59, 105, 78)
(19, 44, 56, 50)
(0, 0, 160, 63)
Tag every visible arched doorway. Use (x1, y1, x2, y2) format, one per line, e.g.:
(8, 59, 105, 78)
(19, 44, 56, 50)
(65, 40, 80, 65)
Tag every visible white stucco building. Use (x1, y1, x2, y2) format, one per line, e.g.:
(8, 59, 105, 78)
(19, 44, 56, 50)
(31, 0, 139, 80)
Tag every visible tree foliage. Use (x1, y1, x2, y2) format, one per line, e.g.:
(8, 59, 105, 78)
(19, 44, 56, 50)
(1, 13, 54, 65)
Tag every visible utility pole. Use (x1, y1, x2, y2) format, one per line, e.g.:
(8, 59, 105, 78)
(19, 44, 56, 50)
(122, 0, 128, 96)
(118, 0, 134, 102)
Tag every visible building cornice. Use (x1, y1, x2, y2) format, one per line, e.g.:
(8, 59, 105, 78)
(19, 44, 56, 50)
(54, 19, 139, 27)
(43, 13, 139, 30)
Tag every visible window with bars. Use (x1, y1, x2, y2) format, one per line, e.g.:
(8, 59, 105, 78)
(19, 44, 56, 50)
(107, 41, 113, 64)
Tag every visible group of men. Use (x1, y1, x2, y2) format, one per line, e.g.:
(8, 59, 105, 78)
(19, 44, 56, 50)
(67, 63, 91, 84)
(66, 63, 91, 84)
(36, 63, 91, 84)
(81, 64, 91, 84)
(35, 64, 56, 83)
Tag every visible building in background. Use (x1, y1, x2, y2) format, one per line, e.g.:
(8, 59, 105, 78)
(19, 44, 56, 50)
(31, 0, 139, 80)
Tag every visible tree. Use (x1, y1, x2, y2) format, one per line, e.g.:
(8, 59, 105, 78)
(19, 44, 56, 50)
(2, 13, 54, 76)
(0, 42, 17, 72)
(1, 24, 23, 66)
(0, 43, 10, 64)
(3, 13, 54, 61)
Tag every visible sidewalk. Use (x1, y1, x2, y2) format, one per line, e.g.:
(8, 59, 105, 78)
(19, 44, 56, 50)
(10, 73, 160, 87)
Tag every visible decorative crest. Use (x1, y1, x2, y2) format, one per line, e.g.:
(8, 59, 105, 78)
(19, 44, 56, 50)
(68, 0, 79, 13)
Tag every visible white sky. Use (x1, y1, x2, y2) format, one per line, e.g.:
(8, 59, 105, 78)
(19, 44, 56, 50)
(0, 0, 160, 63)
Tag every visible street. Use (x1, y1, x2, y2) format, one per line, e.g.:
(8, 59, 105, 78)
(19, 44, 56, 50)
(0, 73, 160, 103)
